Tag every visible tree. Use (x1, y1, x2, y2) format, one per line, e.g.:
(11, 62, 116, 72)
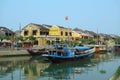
(60, 39, 67, 44)
(28, 36, 36, 41)
(16, 36, 24, 41)
(79, 38, 96, 45)
(113, 37, 120, 44)
(0, 36, 4, 40)
(1, 36, 10, 40)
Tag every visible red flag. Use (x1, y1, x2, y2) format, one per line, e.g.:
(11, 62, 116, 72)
(65, 16, 68, 20)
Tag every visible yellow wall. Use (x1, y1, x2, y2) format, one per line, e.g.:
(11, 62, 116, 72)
(21, 24, 40, 38)
(49, 25, 60, 36)
(49, 25, 73, 41)
(72, 31, 81, 40)
(21, 23, 48, 45)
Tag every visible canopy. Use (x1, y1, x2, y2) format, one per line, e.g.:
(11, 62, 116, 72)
(73, 46, 90, 50)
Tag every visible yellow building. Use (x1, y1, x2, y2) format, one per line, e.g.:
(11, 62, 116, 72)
(72, 31, 82, 40)
(49, 25, 72, 42)
(21, 23, 82, 46)
(21, 23, 49, 46)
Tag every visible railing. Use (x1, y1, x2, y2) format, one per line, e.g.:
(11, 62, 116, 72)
(40, 35, 59, 38)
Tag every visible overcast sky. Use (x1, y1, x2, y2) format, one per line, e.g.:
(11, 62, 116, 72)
(0, 0, 120, 35)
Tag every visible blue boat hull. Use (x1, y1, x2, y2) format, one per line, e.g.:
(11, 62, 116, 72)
(43, 50, 94, 63)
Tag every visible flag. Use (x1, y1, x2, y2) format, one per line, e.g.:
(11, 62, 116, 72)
(65, 16, 68, 20)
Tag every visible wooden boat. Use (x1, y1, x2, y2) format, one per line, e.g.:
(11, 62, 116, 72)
(42, 46, 95, 63)
(114, 44, 120, 52)
(27, 48, 49, 56)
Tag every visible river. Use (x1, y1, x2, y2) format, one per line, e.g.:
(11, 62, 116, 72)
(0, 52, 120, 80)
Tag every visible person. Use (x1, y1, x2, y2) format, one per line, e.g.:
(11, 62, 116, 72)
(79, 43, 83, 46)
(29, 44, 33, 50)
(78, 41, 83, 46)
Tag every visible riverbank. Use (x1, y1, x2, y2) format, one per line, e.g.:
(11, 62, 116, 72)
(0, 47, 29, 57)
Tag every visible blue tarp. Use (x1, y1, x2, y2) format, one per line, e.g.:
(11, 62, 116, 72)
(73, 46, 90, 50)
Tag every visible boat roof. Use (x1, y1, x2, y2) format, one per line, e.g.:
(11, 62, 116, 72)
(73, 46, 90, 50)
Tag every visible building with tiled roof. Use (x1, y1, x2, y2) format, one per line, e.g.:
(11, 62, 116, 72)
(0, 26, 14, 36)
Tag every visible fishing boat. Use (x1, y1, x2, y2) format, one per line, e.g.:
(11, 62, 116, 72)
(27, 48, 50, 56)
(42, 45, 95, 63)
(27, 45, 55, 56)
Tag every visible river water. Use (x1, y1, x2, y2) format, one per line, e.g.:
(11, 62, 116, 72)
(0, 52, 120, 80)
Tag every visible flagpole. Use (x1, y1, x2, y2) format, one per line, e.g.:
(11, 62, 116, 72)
(65, 16, 70, 47)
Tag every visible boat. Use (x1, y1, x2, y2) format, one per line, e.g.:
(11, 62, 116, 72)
(27, 48, 50, 56)
(42, 45, 95, 63)
(27, 45, 55, 56)
(114, 44, 120, 52)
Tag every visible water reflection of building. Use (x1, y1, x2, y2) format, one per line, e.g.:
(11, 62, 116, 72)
(40, 61, 96, 80)
(22, 62, 50, 80)
(93, 52, 114, 62)
(0, 56, 31, 77)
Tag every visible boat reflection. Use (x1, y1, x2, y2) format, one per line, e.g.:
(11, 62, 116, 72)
(40, 59, 97, 79)
(0, 52, 116, 80)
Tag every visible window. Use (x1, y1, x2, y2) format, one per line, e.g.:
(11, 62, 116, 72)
(46, 32, 49, 35)
(65, 32, 68, 36)
(61, 31, 63, 36)
(40, 32, 43, 35)
(5, 32, 11, 36)
(24, 31, 28, 36)
(40, 31, 49, 35)
(33, 30, 37, 35)
(69, 32, 72, 36)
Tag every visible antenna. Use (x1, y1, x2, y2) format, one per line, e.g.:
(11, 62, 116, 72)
(19, 23, 21, 32)
(97, 28, 98, 45)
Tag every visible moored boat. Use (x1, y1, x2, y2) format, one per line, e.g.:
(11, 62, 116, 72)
(27, 45, 55, 56)
(114, 44, 120, 52)
(27, 48, 49, 56)
(42, 45, 95, 63)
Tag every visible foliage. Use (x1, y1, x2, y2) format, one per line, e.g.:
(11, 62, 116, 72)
(28, 36, 36, 41)
(15, 36, 24, 41)
(114, 66, 120, 80)
(100, 70, 106, 74)
(71, 40, 79, 46)
(0, 36, 4, 40)
(58, 38, 97, 46)
(113, 37, 120, 44)
(0, 36, 10, 40)
(79, 38, 96, 45)
(60, 39, 67, 44)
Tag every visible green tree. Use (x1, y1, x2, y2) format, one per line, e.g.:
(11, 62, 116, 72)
(3, 36, 10, 40)
(0, 36, 4, 40)
(79, 38, 96, 45)
(114, 37, 120, 44)
(16, 36, 24, 41)
(60, 39, 67, 44)
(28, 36, 36, 41)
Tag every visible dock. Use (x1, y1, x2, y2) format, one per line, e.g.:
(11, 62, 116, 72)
(0, 48, 29, 57)
(86, 45, 107, 53)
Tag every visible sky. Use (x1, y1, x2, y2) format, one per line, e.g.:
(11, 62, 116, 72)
(0, 0, 120, 35)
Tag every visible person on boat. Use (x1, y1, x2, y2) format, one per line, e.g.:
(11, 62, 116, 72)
(29, 44, 33, 50)
(78, 42, 83, 46)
